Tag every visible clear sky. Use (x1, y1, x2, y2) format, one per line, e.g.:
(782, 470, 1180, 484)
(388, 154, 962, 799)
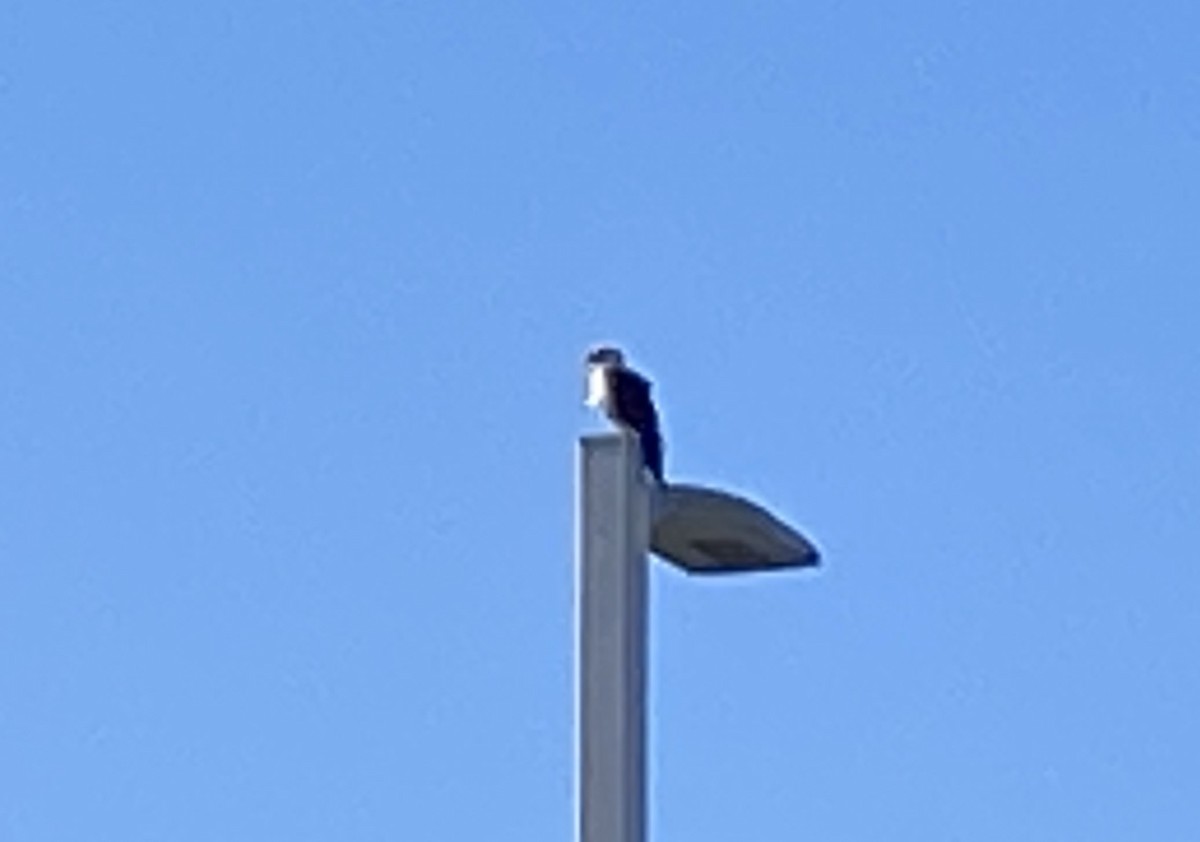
(4, 2, 1199, 840)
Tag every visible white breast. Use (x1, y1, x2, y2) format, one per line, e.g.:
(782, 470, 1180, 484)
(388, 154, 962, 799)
(585, 365, 611, 408)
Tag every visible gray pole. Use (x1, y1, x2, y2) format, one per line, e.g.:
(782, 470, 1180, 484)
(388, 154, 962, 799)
(577, 433, 650, 842)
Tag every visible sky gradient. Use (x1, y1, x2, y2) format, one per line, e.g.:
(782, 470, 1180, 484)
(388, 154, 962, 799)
(4, 2, 1199, 839)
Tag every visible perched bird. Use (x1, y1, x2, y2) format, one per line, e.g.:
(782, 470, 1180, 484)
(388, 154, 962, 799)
(584, 346, 666, 485)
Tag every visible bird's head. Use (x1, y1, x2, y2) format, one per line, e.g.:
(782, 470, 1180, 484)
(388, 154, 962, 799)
(585, 346, 626, 368)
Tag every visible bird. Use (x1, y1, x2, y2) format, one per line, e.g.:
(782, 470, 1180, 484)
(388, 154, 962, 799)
(584, 346, 666, 486)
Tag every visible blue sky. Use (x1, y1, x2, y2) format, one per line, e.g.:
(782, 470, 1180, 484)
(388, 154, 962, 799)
(4, 2, 1199, 839)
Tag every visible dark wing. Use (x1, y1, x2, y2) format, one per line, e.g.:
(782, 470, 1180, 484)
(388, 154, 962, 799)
(610, 368, 659, 435)
(611, 368, 665, 483)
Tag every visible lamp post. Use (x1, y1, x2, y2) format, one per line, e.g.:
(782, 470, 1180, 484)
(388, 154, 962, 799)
(576, 432, 819, 842)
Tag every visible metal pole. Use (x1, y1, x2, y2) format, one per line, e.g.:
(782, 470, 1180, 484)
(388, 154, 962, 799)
(577, 433, 650, 842)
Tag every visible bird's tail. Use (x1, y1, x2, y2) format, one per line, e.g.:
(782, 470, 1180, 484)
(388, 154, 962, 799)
(641, 433, 666, 487)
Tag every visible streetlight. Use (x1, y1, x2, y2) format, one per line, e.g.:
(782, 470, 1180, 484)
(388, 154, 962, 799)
(576, 432, 819, 842)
